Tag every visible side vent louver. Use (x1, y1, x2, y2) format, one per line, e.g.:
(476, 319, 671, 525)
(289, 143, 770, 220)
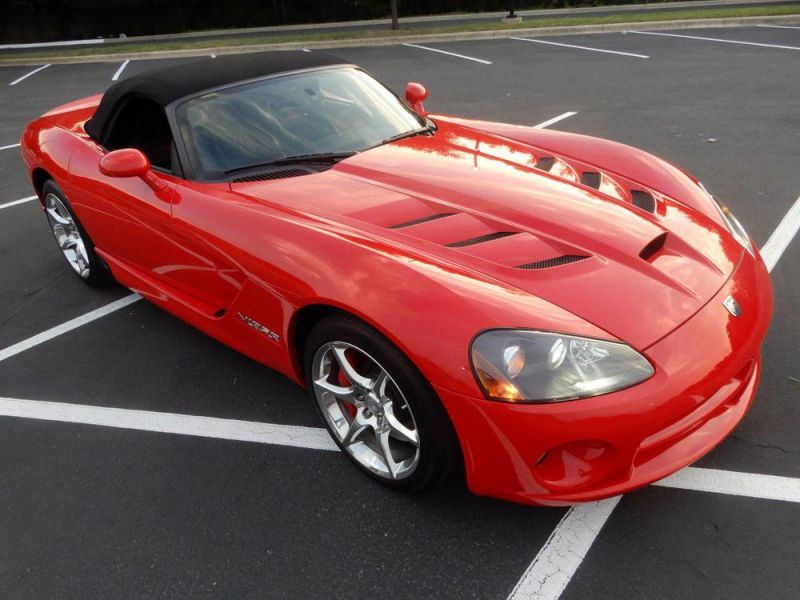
(535, 156, 555, 172)
(446, 231, 517, 248)
(580, 171, 601, 188)
(631, 190, 656, 213)
(515, 255, 588, 270)
(233, 169, 309, 182)
(388, 212, 456, 229)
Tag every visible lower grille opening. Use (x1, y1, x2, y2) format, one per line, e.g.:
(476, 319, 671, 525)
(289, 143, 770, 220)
(515, 255, 588, 270)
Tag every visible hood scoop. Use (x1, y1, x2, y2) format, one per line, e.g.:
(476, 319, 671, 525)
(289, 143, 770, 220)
(639, 232, 668, 261)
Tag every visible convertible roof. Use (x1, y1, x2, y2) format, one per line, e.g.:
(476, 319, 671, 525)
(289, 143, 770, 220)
(84, 50, 346, 141)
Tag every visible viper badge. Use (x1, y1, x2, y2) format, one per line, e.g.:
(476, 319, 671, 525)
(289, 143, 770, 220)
(237, 312, 280, 342)
(722, 295, 741, 317)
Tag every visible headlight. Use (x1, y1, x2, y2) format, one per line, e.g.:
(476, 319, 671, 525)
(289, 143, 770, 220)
(698, 182, 754, 256)
(471, 330, 654, 403)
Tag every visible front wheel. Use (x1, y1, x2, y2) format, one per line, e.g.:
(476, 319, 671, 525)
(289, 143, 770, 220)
(42, 180, 109, 286)
(304, 315, 461, 492)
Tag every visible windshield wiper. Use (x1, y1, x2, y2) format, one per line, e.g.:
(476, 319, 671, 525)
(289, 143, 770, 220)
(225, 151, 356, 175)
(367, 122, 436, 151)
(269, 151, 357, 166)
(381, 127, 431, 145)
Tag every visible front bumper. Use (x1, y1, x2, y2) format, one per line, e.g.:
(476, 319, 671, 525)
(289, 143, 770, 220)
(436, 251, 773, 506)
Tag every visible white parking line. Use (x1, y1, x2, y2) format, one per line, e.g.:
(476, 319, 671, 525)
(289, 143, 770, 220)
(9, 64, 52, 86)
(628, 30, 800, 52)
(0, 294, 141, 363)
(655, 467, 800, 504)
(534, 111, 577, 129)
(507, 497, 621, 600)
(760, 194, 800, 272)
(757, 24, 800, 30)
(511, 37, 649, 59)
(401, 42, 492, 64)
(3, 394, 798, 600)
(0, 143, 21, 152)
(0, 397, 337, 451)
(507, 464, 800, 600)
(0, 195, 37, 210)
(2, 395, 800, 506)
(112, 59, 130, 81)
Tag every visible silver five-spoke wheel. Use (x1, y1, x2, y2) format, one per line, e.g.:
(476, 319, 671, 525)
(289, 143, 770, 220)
(312, 341, 420, 481)
(44, 192, 91, 279)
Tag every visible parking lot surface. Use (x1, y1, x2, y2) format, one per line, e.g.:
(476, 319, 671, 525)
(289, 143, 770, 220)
(1, 24, 799, 599)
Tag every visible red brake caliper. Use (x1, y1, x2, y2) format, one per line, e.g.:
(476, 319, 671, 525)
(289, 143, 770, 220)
(337, 351, 357, 419)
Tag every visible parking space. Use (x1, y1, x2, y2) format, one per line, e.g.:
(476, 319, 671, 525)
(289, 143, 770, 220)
(1, 24, 799, 599)
(564, 488, 800, 599)
(1, 418, 564, 600)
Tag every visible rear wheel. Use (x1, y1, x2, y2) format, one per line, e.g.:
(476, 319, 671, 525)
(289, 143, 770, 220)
(305, 314, 461, 492)
(42, 180, 109, 286)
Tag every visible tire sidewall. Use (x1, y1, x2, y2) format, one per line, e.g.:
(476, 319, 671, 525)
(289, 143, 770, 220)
(42, 180, 108, 286)
(304, 315, 460, 492)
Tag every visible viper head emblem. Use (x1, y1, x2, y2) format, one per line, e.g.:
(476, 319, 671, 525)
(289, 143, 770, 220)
(723, 295, 741, 317)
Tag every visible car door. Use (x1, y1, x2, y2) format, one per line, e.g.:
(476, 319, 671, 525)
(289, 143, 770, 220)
(69, 97, 180, 281)
(71, 96, 244, 312)
(153, 178, 246, 314)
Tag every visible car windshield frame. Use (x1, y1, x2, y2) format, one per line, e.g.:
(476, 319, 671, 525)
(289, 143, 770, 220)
(166, 65, 427, 183)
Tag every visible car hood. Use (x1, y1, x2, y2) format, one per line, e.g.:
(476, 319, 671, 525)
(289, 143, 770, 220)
(230, 120, 742, 349)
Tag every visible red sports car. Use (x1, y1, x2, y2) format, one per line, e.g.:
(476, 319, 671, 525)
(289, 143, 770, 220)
(21, 51, 772, 506)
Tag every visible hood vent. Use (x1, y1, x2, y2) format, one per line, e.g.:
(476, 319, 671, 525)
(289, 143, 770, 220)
(515, 255, 588, 270)
(388, 212, 456, 229)
(233, 168, 309, 182)
(447, 231, 517, 248)
(580, 171, 601, 188)
(631, 190, 656, 213)
(535, 156, 555, 172)
(639, 232, 667, 261)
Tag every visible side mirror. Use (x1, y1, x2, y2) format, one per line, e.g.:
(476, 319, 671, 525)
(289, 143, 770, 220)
(99, 148, 167, 192)
(405, 82, 428, 115)
(99, 148, 150, 178)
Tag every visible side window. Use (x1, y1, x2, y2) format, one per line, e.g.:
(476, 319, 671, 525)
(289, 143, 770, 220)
(104, 98, 175, 172)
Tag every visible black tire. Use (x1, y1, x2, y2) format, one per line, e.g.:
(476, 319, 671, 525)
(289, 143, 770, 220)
(42, 179, 111, 287)
(304, 314, 462, 492)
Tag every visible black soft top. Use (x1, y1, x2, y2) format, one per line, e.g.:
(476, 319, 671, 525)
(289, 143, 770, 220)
(84, 50, 346, 141)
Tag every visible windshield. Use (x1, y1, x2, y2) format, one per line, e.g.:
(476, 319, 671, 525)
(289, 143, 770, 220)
(174, 66, 426, 179)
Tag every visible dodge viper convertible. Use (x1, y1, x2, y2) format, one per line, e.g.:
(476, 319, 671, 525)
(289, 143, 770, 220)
(21, 51, 772, 506)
